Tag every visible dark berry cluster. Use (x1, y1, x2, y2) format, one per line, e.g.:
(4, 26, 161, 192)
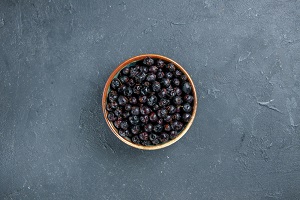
(106, 57, 194, 146)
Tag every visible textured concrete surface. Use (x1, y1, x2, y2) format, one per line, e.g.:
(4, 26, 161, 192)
(1, 0, 300, 199)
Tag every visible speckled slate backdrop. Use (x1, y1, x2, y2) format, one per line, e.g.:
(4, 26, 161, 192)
(1, 0, 300, 199)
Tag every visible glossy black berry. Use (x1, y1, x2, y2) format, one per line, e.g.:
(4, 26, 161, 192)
(153, 124, 163, 133)
(143, 57, 154, 66)
(149, 65, 158, 73)
(129, 97, 137, 104)
(122, 111, 130, 119)
(131, 125, 140, 135)
(147, 95, 157, 106)
(173, 96, 183, 105)
(164, 124, 172, 132)
(173, 78, 180, 86)
(161, 78, 171, 87)
(166, 63, 175, 71)
(182, 82, 191, 94)
(167, 105, 176, 114)
(173, 113, 181, 121)
(131, 106, 140, 115)
(140, 115, 149, 124)
(110, 78, 121, 90)
(119, 76, 129, 84)
(180, 74, 187, 81)
(144, 124, 153, 132)
(182, 113, 191, 122)
(165, 72, 173, 79)
(114, 107, 122, 117)
(120, 121, 129, 130)
(157, 71, 164, 79)
(170, 131, 178, 139)
(118, 95, 128, 106)
(121, 67, 130, 75)
(149, 133, 158, 141)
(152, 81, 161, 92)
(159, 99, 170, 107)
(114, 120, 122, 129)
(159, 133, 169, 143)
(139, 132, 149, 141)
(152, 104, 160, 111)
(164, 115, 172, 123)
(123, 86, 133, 96)
(133, 85, 141, 95)
(174, 87, 182, 96)
(110, 101, 118, 109)
(149, 112, 158, 122)
(132, 135, 140, 144)
(140, 106, 151, 115)
(183, 103, 192, 113)
(175, 69, 182, 77)
(124, 104, 132, 111)
(137, 96, 146, 104)
(141, 140, 152, 146)
(106, 103, 113, 111)
(157, 59, 165, 68)
(158, 88, 167, 98)
(107, 112, 117, 122)
(129, 116, 139, 125)
(184, 94, 194, 103)
(108, 90, 118, 102)
(146, 73, 156, 82)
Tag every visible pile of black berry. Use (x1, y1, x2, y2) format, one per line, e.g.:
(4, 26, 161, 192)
(106, 57, 194, 146)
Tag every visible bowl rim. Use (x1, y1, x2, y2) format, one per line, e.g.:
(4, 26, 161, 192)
(102, 54, 197, 150)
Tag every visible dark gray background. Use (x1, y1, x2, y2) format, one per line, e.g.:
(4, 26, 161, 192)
(1, 0, 300, 199)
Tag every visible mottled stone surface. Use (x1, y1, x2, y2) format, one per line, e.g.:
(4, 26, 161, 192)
(0, 0, 300, 199)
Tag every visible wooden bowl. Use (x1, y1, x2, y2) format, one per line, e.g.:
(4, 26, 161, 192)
(102, 54, 197, 150)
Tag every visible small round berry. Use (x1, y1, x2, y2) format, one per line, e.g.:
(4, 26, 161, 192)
(151, 139, 160, 145)
(184, 94, 194, 103)
(149, 112, 158, 122)
(114, 120, 122, 129)
(157, 108, 168, 118)
(143, 57, 154, 66)
(170, 131, 178, 139)
(114, 107, 122, 117)
(118, 85, 127, 93)
(132, 135, 140, 144)
(158, 88, 167, 98)
(164, 115, 172, 123)
(117, 95, 128, 106)
(183, 103, 192, 113)
(175, 69, 182, 77)
(131, 106, 140, 115)
(167, 105, 176, 114)
(180, 74, 187, 81)
(122, 111, 130, 119)
(129, 116, 139, 125)
(131, 125, 140, 135)
(166, 63, 175, 71)
(149, 65, 158, 73)
(182, 82, 192, 94)
(133, 85, 141, 95)
(141, 86, 151, 95)
(159, 133, 170, 143)
(173, 113, 181, 121)
(149, 133, 158, 141)
(152, 81, 161, 92)
(120, 121, 129, 130)
(119, 129, 126, 137)
(144, 124, 153, 132)
(161, 78, 171, 87)
(173, 96, 183, 105)
(157, 59, 165, 68)
(182, 113, 191, 122)
(110, 101, 118, 109)
(110, 78, 121, 90)
(139, 95, 147, 103)
(158, 99, 170, 107)
(147, 95, 158, 106)
(164, 124, 172, 132)
(129, 97, 137, 104)
(152, 104, 160, 111)
(165, 72, 173, 79)
(140, 115, 149, 124)
(108, 90, 118, 102)
(121, 67, 130, 75)
(139, 132, 149, 140)
(157, 118, 164, 125)
(107, 112, 117, 121)
(123, 86, 133, 96)
(153, 124, 163, 133)
(172, 78, 180, 86)
(140, 106, 151, 115)
(157, 71, 164, 79)
(146, 73, 156, 82)
(106, 103, 113, 111)
(119, 76, 129, 84)
(174, 87, 182, 96)
(124, 104, 132, 111)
